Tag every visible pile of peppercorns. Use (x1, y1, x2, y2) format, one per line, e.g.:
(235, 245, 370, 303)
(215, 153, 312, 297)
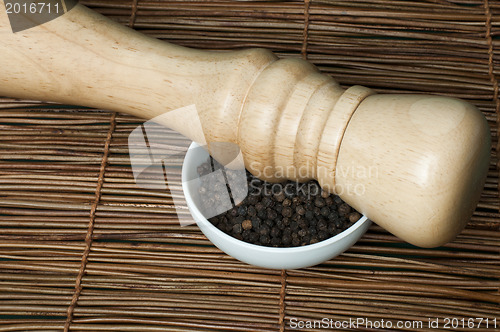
(197, 157, 361, 247)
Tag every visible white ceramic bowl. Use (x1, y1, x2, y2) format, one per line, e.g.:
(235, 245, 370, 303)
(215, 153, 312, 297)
(182, 142, 371, 269)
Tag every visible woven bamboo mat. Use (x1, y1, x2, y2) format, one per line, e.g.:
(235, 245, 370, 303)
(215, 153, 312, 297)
(1, 1, 499, 331)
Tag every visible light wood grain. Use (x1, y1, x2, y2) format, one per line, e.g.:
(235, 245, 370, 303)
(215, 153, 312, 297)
(0, 2, 491, 247)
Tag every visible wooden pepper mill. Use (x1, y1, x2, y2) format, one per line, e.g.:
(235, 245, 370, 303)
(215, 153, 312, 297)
(0, 3, 491, 247)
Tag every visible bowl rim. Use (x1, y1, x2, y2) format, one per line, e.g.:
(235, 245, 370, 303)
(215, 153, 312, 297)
(182, 142, 371, 253)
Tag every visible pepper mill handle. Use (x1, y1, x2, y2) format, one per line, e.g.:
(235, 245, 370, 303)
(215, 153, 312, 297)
(0, 3, 491, 247)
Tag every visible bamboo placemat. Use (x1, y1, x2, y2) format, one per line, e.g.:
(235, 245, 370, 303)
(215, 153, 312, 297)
(0, 1, 499, 331)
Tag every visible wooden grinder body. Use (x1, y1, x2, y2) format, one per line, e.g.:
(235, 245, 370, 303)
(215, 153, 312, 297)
(0, 3, 491, 247)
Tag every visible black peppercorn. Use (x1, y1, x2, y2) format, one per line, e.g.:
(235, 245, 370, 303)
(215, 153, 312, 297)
(257, 209, 267, 220)
(284, 184, 295, 198)
(198, 157, 359, 248)
(298, 229, 307, 238)
(328, 223, 337, 235)
(292, 213, 303, 223)
(238, 205, 248, 217)
(211, 216, 220, 226)
(314, 197, 325, 208)
(296, 205, 306, 216)
(271, 237, 281, 246)
(260, 235, 271, 245)
(267, 209, 278, 220)
(231, 216, 243, 225)
(248, 232, 259, 243)
(349, 212, 361, 223)
(309, 182, 320, 195)
(318, 230, 329, 241)
(242, 229, 251, 240)
(282, 206, 293, 218)
(317, 219, 328, 232)
(259, 224, 270, 236)
(251, 178, 262, 187)
(327, 211, 339, 221)
(338, 203, 351, 216)
(274, 190, 286, 202)
(298, 219, 308, 230)
(276, 218, 285, 230)
(247, 194, 259, 205)
(262, 197, 274, 208)
(270, 227, 281, 238)
(264, 216, 274, 227)
(229, 207, 239, 218)
(232, 223, 242, 234)
(251, 217, 261, 230)
(282, 234, 292, 245)
(247, 205, 257, 217)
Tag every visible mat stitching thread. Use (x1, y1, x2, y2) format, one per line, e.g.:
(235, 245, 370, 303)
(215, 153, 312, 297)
(301, 0, 311, 60)
(279, 269, 287, 332)
(64, 112, 117, 331)
(484, 0, 500, 161)
(129, 0, 139, 28)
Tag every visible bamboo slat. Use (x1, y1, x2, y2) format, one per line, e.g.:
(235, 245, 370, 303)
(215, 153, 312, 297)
(0, 1, 499, 331)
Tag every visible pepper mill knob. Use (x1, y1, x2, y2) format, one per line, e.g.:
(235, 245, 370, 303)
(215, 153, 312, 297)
(0, 3, 490, 247)
(237, 56, 490, 248)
